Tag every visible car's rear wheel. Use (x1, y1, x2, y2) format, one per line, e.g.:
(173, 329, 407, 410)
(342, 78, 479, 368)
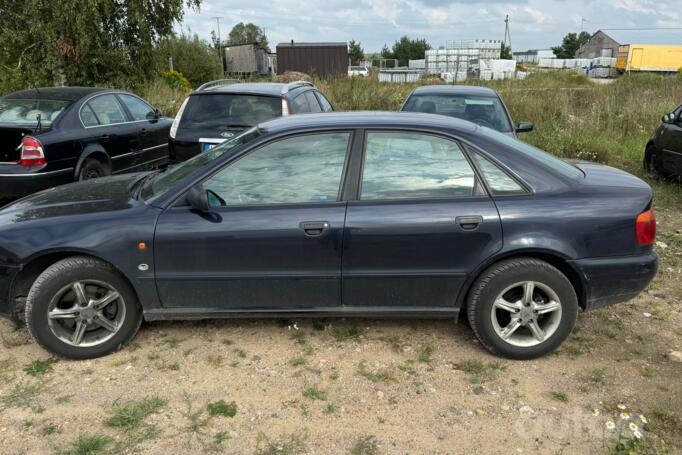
(25, 256, 142, 359)
(79, 158, 108, 181)
(467, 258, 578, 359)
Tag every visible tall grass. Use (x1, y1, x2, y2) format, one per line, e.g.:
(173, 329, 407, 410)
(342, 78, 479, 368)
(316, 72, 682, 169)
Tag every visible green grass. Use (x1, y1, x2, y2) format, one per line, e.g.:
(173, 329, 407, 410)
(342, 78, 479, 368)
(325, 323, 365, 342)
(233, 348, 247, 358)
(398, 360, 417, 375)
(549, 391, 569, 402)
(1, 382, 43, 412)
(57, 434, 113, 455)
(23, 358, 56, 377)
(206, 400, 237, 418)
(255, 432, 307, 455)
(221, 338, 234, 346)
(290, 355, 306, 367)
(214, 430, 231, 445)
(349, 435, 379, 455)
(579, 368, 610, 392)
(302, 386, 327, 401)
(357, 360, 397, 383)
(105, 396, 167, 431)
(458, 360, 506, 384)
(417, 343, 436, 363)
(325, 403, 338, 414)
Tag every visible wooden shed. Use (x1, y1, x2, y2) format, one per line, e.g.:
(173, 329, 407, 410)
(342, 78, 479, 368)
(276, 42, 348, 78)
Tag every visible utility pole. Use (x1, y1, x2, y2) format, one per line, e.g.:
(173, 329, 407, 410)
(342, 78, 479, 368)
(503, 14, 512, 54)
(213, 16, 224, 75)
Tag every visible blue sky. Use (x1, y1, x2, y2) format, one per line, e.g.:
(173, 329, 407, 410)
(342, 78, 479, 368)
(179, 0, 682, 52)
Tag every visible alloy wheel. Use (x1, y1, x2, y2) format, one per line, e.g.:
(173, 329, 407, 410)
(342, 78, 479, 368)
(490, 281, 562, 347)
(46, 280, 126, 347)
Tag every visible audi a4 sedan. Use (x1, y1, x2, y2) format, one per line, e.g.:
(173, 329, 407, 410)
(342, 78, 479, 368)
(644, 103, 682, 178)
(0, 87, 172, 200)
(0, 112, 657, 360)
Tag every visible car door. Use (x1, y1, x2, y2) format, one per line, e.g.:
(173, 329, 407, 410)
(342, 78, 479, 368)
(665, 105, 682, 175)
(341, 130, 503, 310)
(82, 94, 138, 173)
(117, 93, 169, 168)
(153, 131, 353, 310)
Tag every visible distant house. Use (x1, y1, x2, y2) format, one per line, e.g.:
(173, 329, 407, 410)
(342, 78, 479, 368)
(276, 42, 348, 78)
(512, 49, 555, 63)
(576, 31, 621, 58)
(223, 43, 269, 75)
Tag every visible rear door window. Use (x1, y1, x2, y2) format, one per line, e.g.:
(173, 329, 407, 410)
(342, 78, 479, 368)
(361, 131, 476, 200)
(86, 94, 128, 125)
(180, 95, 282, 130)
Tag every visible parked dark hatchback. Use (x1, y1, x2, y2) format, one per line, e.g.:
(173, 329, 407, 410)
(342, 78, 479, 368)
(0, 87, 172, 200)
(0, 112, 657, 360)
(644, 103, 682, 178)
(401, 85, 533, 138)
(168, 80, 334, 162)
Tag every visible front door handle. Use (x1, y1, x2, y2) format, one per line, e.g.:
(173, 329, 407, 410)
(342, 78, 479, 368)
(456, 215, 483, 230)
(301, 221, 330, 236)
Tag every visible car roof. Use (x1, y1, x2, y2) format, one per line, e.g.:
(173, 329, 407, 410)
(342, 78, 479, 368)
(192, 83, 305, 97)
(2, 87, 112, 102)
(258, 111, 478, 135)
(410, 85, 499, 97)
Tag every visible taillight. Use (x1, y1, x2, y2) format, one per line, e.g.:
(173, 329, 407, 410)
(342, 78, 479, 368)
(636, 208, 656, 245)
(281, 98, 291, 116)
(169, 97, 189, 139)
(19, 136, 46, 167)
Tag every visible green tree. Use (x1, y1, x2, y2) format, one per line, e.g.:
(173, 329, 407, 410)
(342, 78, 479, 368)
(0, 0, 200, 91)
(227, 22, 268, 49)
(155, 33, 221, 88)
(551, 31, 591, 59)
(382, 36, 430, 67)
(500, 43, 512, 59)
(348, 40, 364, 65)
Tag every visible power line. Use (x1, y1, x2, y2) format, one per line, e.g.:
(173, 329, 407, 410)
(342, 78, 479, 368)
(599, 27, 682, 31)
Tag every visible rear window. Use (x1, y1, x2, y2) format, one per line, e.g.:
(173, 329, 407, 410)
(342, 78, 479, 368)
(180, 94, 281, 130)
(404, 94, 513, 133)
(0, 98, 71, 126)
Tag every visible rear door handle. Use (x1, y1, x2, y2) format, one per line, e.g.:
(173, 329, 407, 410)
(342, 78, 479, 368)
(140, 128, 148, 136)
(99, 134, 109, 142)
(456, 216, 483, 230)
(300, 221, 330, 236)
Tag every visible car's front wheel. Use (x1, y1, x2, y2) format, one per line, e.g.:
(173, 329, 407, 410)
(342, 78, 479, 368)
(467, 258, 578, 359)
(644, 144, 664, 179)
(25, 256, 142, 359)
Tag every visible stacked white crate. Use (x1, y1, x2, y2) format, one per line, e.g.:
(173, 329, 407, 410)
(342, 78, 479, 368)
(563, 59, 577, 69)
(538, 57, 554, 68)
(551, 59, 565, 69)
(408, 59, 425, 70)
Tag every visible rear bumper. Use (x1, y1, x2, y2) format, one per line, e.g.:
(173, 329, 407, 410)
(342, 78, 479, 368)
(0, 168, 73, 200)
(569, 252, 658, 310)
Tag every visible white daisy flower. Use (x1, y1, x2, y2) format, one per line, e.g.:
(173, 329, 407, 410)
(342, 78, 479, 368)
(591, 409, 600, 417)
(633, 429, 642, 439)
(629, 422, 638, 432)
(606, 420, 616, 430)
(617, 403, 627, 410)
(620, 412, 630, 420)
(639, 414, 648, 424)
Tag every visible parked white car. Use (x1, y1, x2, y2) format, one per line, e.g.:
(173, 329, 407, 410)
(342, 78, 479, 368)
(348, 66, 370, 77)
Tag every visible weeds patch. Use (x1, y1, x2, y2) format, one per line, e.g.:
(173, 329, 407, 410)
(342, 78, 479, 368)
(357, 361, 397, 383)
(457, 360, 506, 384)
(105, 396, 167, 432)
(207, 400, 237, 418)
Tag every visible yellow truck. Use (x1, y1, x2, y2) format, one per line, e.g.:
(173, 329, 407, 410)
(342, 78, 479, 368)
(616, 44, 682, 72)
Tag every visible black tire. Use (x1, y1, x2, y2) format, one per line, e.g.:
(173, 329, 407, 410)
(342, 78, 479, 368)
(466, 258, 578, 360)
(79, 158, 109, 181)
(644, 145, 663, 179)
(25, 256, 142, 359)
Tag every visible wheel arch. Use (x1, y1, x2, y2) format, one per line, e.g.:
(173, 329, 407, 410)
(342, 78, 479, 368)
(74, 145, 112, 180)
(457, 249, 587, 318)
(9, 249, 140, 325)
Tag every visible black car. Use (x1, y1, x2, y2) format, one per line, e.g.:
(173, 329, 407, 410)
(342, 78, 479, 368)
(0, 112, 656, 360)
(0, 87, 172, 200)
(644, 103, 682, 178)
(168, 79, 334, 162)
(401, 85, 533, 138)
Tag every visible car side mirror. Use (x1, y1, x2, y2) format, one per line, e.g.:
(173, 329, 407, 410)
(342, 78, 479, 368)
(662, 114, 670, 123)
(187, 184, 210, 212)
(147, 109, 161, 122)
(516, 122, 534, 133)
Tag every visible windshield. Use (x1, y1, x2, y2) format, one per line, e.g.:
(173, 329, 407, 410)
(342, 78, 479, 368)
(478, 127, 584, 179)
(140, 128, 262, 202)
(0, 98, 71, 126)
(404, 94, 513, 133)
(180, 94, 281, 130)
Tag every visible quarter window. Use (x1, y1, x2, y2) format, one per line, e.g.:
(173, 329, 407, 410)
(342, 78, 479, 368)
(316, 92, 333, 112)
(304, 91, 322, 113)
(119, 94, 155, 121)
(472, 153, 525, 195)
(291, 93, 309, 113)
(85, 95, 127, 125)
(204, 132, 350, 206)
(361, 132, 476, 200)
(80, 104, 99, 127)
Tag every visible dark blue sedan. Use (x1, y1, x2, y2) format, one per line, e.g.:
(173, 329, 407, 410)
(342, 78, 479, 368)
(0, 112, 657, 360)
